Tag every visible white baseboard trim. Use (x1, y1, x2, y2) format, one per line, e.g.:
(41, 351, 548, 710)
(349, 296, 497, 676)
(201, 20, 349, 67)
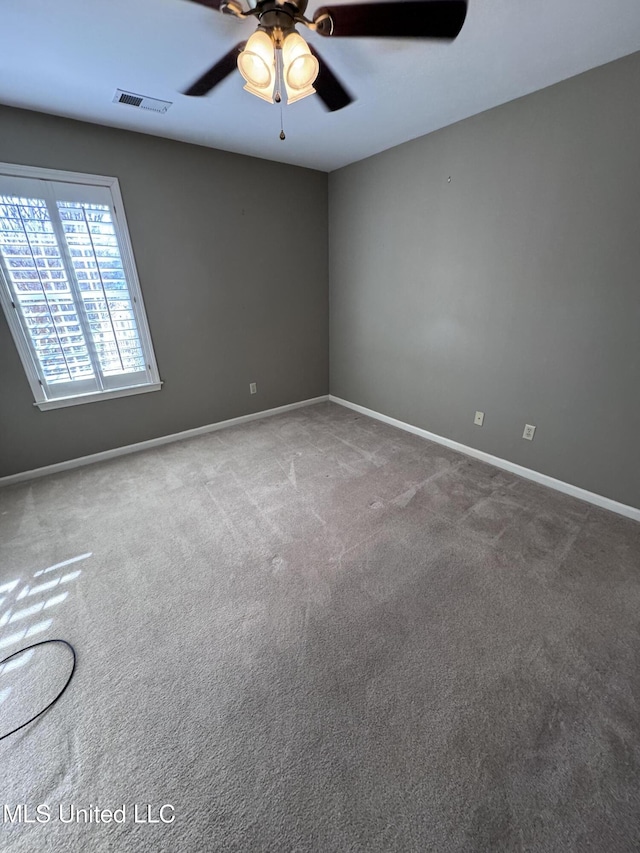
(330, 395, 640, 523)
(0, 395, 330, 487)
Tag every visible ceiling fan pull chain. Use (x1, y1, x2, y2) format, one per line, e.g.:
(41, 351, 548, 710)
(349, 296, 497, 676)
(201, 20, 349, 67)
(274, 46, 283, 104)
(279, 101, 286, 140)
(274, 46, 286, 139)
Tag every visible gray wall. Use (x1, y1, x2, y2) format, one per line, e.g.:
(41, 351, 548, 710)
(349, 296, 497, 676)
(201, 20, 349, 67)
(0, 106, 328, 476)
(329, 52, 640, 509)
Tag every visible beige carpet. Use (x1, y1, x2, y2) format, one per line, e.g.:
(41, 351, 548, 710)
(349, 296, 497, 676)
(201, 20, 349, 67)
(1, 402, 639, 852)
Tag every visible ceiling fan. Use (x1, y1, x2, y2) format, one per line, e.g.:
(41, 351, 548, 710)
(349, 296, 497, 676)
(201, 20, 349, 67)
(182, 0, 468, 114)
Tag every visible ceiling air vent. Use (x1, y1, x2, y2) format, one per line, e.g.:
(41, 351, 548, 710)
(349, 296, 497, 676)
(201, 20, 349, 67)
(113, 89, 172, 114)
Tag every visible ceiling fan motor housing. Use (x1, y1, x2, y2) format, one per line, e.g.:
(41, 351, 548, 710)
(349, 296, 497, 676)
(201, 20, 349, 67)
(256, 1, 301, 42)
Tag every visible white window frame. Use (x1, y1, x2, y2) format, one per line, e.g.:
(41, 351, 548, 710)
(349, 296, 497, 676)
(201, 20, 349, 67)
(0, 162, 162, 411)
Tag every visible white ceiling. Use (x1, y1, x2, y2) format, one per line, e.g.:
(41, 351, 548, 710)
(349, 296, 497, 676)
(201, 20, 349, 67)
(1, 0, 640, 172)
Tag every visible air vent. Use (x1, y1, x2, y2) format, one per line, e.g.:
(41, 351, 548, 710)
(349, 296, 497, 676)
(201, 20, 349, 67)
(113, 90, 172, 114)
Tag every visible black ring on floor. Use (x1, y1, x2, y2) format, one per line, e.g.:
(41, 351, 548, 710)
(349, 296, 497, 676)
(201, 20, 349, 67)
(0, 639, 76, 742)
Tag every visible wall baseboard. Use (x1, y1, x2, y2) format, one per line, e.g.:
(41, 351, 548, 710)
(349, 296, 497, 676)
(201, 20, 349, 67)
(330, 395, 640, 523)
(4, 392, 638, 523)
(0, 396, 330, 487)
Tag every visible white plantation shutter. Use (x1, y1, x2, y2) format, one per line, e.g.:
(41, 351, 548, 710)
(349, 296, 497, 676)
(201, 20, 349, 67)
(0, 166, 160, 409)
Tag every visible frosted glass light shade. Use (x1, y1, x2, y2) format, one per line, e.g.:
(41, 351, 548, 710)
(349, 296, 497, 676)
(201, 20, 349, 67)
(238, 31, 275, 102)
(282, 32, 319, 104)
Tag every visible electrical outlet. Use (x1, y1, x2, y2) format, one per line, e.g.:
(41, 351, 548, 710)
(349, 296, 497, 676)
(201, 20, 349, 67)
(523, 424, 536, 441)
(249, 382, 257, 395)
(474, 411, 485, 426)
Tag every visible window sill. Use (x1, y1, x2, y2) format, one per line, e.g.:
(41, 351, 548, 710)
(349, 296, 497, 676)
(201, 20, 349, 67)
(34, 381, 163, 411)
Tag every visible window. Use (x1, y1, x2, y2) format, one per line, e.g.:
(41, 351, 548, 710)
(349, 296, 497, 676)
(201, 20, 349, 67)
(0, 163, 161, 410)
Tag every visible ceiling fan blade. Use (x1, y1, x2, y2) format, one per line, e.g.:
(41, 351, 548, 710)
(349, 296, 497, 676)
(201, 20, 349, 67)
(183, 42, 246, 96)
(185, 0, 226, 10)
(313, 0, 467, 39)
(308, 45, 354, 112)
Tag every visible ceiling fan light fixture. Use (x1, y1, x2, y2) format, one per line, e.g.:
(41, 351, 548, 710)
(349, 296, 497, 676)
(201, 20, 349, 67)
(182, 0, 468, 113)
(282, 32, 319, 103)
(238, 30, 276, 101)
